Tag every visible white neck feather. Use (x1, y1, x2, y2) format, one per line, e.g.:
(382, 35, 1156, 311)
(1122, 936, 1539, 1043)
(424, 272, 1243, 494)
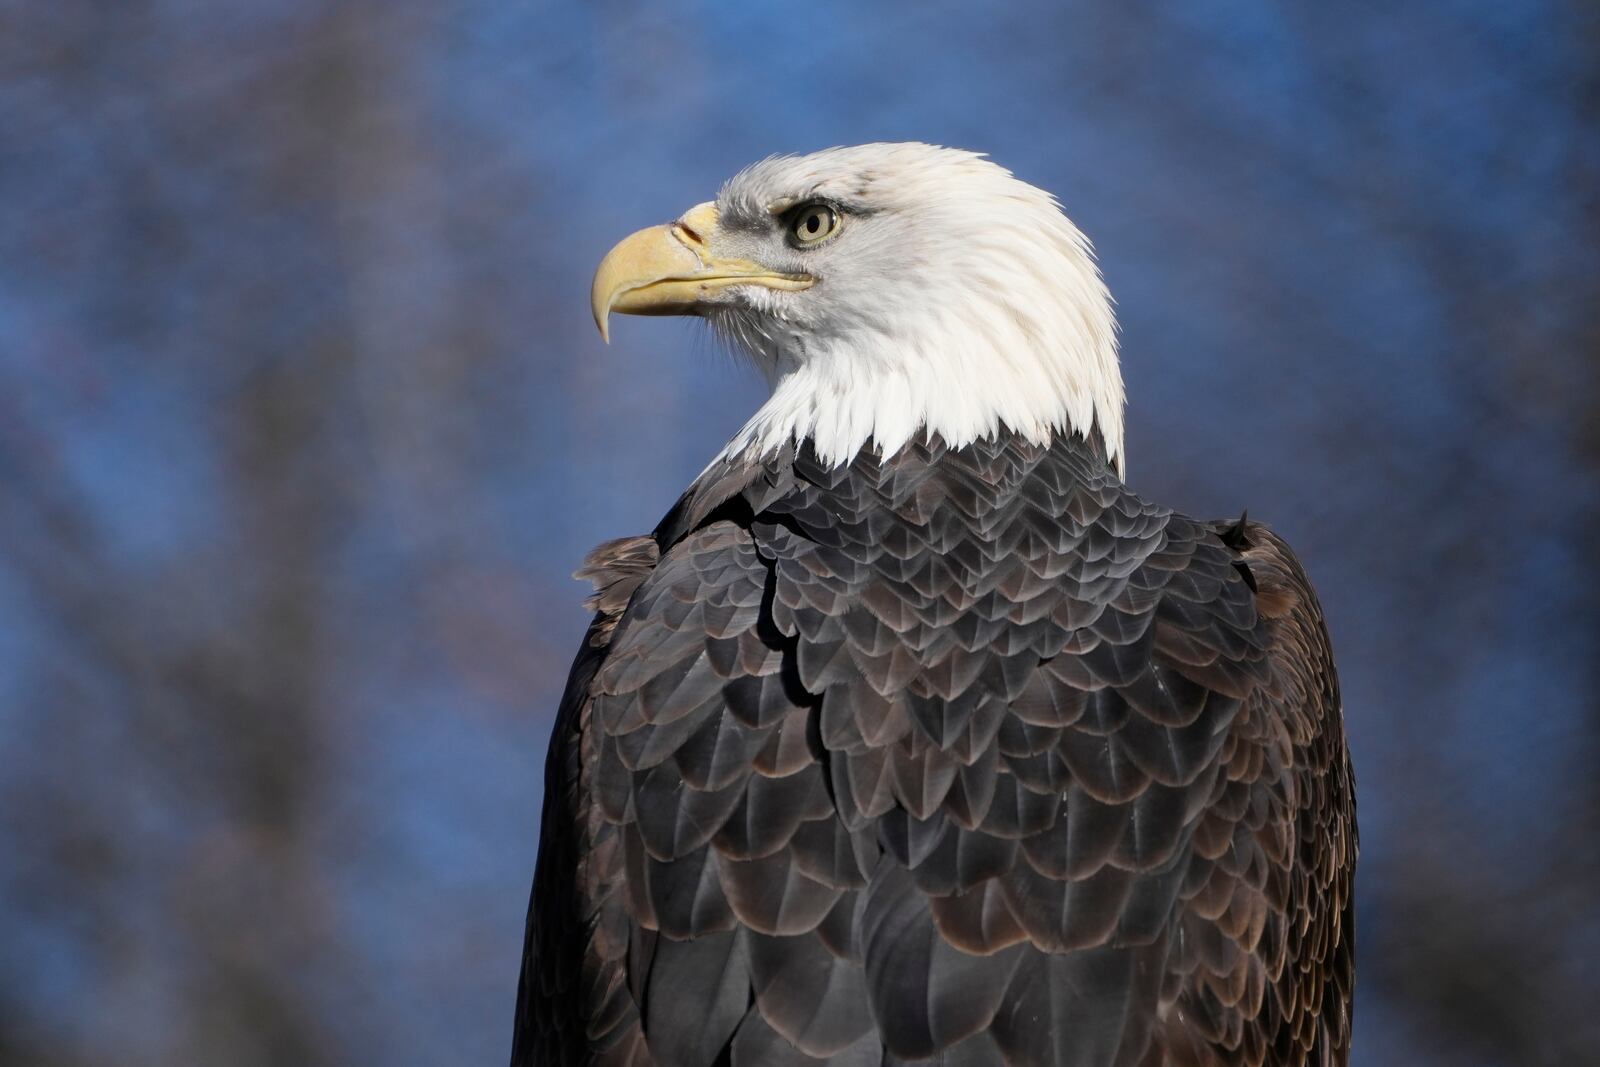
(717, 305, 1124, 473)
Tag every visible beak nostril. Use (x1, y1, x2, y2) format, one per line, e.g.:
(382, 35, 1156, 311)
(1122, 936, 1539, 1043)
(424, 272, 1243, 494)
(675, 202, 719, 251)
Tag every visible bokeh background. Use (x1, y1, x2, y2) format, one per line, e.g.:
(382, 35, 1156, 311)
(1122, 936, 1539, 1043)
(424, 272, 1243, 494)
(2, 2, 1597, 1064)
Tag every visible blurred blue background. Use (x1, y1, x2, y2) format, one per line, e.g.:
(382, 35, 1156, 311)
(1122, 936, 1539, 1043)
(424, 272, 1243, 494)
(2, 2, 1597, 1064)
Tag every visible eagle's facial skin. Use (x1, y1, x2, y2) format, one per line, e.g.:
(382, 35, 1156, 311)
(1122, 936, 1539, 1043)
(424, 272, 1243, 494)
(592, 142, 1124, 473)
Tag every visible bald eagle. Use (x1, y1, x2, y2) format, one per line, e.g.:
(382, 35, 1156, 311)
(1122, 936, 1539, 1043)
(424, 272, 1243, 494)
(512, 144, 1356, 1067)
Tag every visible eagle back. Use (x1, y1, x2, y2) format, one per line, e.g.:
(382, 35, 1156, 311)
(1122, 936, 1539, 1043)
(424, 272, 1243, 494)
(515, 432, 1355, 1067)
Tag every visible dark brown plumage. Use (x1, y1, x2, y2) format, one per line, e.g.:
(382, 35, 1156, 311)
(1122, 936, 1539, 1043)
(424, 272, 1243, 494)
(512, 430, 1356, 1066)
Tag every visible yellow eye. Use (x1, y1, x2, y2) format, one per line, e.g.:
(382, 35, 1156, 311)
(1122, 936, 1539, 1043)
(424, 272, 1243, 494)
(789, 202, 840, 245)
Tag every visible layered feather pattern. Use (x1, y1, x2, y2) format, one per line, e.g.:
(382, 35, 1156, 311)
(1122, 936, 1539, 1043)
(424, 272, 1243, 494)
(513, 431, 1355, 1067)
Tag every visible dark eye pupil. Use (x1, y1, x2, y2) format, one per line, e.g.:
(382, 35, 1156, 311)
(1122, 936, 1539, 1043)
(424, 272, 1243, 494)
(806, 213, 821, 233)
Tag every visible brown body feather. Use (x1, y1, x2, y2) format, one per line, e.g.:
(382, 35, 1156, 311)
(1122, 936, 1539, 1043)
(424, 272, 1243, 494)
(512, 432, 1355, 1066)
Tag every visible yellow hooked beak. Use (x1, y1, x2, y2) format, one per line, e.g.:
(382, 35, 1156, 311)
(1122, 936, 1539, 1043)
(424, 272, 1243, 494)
(590, 202, 813, 342)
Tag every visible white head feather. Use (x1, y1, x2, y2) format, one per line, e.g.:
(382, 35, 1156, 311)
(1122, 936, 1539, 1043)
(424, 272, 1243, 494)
(699, 143, 1124, 473)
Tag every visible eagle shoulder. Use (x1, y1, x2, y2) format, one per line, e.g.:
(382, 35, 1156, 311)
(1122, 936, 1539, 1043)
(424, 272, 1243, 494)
(1162, 515, 1356, 1066)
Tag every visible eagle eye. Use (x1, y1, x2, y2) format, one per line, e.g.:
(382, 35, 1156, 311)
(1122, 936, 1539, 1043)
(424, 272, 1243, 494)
(787, 202, 840, 246)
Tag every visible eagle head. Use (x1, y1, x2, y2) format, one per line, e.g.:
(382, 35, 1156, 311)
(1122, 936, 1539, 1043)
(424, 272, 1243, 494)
(591, 142, 1124, 472)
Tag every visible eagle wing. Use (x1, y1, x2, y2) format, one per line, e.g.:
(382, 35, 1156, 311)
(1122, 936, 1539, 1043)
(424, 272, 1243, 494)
(513, 437, 1355, 1067)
